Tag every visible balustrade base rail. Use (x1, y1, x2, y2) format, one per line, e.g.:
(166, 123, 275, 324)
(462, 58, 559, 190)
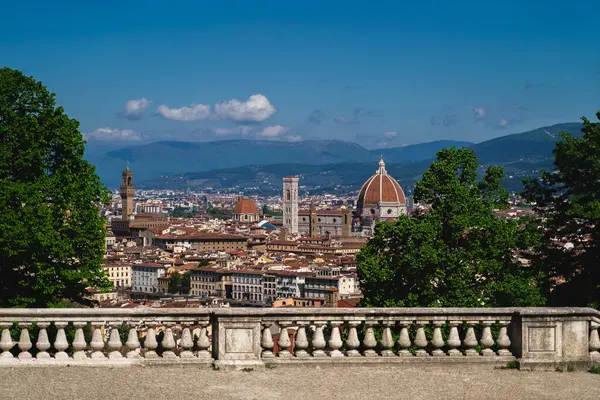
(0, 308, 598, 371)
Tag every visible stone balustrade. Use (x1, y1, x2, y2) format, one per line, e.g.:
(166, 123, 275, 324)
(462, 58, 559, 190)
(0, 309, 212, 365)
(0, 307, 598, 370)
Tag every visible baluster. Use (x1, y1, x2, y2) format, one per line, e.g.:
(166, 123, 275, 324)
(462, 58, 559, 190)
(345, 321, 361, 357)
(0, 323, 15, 361)
(196, 322, 211, 359)
(397, 321, 412, 357)
(180, 322, 194, 359)
(312, 323, 327, 357)
(294, 321, 309, 358)
(447, 321, 462, 356)
(362, 321, 378, 357)
(380, 321, 395, 357)
(144, 323, 158, 359)
(161, 322, 177, 359)
(72, 322, 88, 361)
(108, 322, 124, 360)
(90, 323, 106, 360)
(496, 320, 512, 356)
(260, 322, 274, 358)
(328, 321, 344, 357)
(463, 321, 479, 356)
(54, 322, 69, 361)
(35, 323, 52, 360)
(277, 322, 292, 358)
(480, 321, 495, 356)
(125, 324, 141, 359)
(17, 323, 33, 360)
(589, 321, 600, 359)
(414, 321, 428, 356)
(431, 321, 445, 356)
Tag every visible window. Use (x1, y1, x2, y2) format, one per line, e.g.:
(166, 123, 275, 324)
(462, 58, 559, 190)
(387, 209, 393, 214)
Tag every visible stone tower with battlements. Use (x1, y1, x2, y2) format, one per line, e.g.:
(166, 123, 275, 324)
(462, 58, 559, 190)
(120, 163, 135, 221)
(282, 176, 299, 235)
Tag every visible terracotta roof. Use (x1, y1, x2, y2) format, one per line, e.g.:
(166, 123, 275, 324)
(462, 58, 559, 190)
(357, 157, 405, 206)
(233, 198, 259, 215)
(155, 233, 247, 240)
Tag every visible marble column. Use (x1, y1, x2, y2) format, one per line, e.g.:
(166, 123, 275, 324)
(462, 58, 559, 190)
(345, 321, 362, 357)
(397, 321, 412, 357)
(35, 323, 52, 360)
(362, 322, 378, 357)
(294, 321, 310, 358)
(328, 321, 344, 357)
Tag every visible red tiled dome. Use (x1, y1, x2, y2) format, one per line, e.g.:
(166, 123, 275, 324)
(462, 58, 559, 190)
(233, 198, 259, 215)
(357, 157, 406, 206)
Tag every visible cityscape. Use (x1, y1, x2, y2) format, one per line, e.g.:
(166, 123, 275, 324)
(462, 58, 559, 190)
(1, 1, 600, 399)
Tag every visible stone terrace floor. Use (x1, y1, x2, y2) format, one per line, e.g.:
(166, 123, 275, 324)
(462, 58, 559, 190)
(1, 365, 600, 400)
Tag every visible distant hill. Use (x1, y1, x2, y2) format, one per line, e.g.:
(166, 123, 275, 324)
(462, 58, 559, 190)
(90, 122, 583, 188)
(471, 122, 583, 164)
(90, 138, 473, 186)
(374, 140, 473, 162)
(136, 122, 584, 194)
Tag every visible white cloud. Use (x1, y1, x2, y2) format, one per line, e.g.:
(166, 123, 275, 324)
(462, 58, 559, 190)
(383, 131, 398, 138)
(286, 134, 302, 142)
(257, 125, 288, 138)
(84, 127, 143, 141)
(214, 94, 276, 122)
(122, 98, 152, 120)
(499, 119, 508, 127)
(156, 103, 212, 121)
(473, 107, 486, 121)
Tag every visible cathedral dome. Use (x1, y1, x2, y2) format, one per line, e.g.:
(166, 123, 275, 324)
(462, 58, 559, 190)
(233, 198, 259, 215)
(356, 156, 406, 208)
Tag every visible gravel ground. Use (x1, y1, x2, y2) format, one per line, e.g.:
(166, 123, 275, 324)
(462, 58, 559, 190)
(1, 365, 599, 400)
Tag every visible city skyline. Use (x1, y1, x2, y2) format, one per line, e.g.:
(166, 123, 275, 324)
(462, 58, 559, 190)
(2, 0, 599, 151)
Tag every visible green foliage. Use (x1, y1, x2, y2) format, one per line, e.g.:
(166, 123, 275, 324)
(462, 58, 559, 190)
(168, 273, 181, 294)
(0, 68, 111, 307)
(206, 207, 232, 219)
(167, 271, 191, 294)
(590, 364, 600, 375)
(522, 111, 600, 308)
(357, 147, 544, 307)
(170, 207, 192, 218)
(505, 361, 519, 369)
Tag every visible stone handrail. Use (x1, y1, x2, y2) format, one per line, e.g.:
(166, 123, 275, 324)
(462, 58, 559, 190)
(0, 307, 598, 370)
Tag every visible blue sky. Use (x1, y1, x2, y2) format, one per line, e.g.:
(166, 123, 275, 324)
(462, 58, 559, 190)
(2, 0, 599, 149)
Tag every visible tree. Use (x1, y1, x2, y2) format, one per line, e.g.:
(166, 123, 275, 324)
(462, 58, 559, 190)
(167, 273, 181, 294)
(357, 147, 544, 307)
(167, 272, 191, 295)
(0, 68, 110, 307)
(522, 111, 600, 307)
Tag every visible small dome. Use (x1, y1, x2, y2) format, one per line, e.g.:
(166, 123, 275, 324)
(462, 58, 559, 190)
(233, 198, 259, 215)
(357, 156, 406, 206)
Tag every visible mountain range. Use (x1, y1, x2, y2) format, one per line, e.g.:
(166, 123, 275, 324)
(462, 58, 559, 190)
(86, 122, 584, 192)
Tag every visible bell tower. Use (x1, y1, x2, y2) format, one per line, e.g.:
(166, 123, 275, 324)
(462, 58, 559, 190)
(120, 162, 135, 220)
(282, 176, 299, 235)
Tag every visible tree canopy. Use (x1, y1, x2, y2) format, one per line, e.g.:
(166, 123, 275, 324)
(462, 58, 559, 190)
(522, 111, 600, 308)
(0, 67, 110, 307)
(357, 147, 544, 307)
